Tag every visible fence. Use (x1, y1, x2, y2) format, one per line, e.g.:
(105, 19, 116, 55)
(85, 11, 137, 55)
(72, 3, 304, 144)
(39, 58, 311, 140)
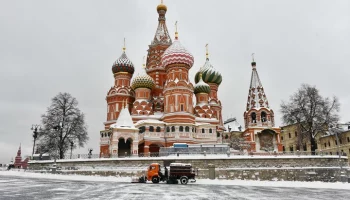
(40, 150, 341, 160)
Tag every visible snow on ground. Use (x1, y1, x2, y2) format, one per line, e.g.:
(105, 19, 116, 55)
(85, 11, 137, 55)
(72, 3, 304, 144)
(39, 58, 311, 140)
(1, 170, 349, 190)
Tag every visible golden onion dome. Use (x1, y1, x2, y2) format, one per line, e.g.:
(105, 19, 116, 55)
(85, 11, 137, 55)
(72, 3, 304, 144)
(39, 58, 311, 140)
(157, 3, 167, 12)
(131, 74, 155, 90)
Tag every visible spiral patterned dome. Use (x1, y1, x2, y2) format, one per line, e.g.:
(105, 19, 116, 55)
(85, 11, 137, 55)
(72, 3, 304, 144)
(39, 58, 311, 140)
(161, 40, 194, 68)
(112, 52, 135, 74)
(131, 74, 155, 90)
(194, 58, 222, 85)
(194, 74, 211, 94)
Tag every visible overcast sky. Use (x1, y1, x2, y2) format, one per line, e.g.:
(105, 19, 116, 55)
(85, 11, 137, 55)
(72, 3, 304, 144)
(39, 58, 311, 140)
(0, 0, 349, 163)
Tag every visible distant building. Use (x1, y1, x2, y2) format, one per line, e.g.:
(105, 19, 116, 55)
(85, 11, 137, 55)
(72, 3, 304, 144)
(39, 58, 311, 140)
(319, 122, 350, 156)
(13, 145, 29, 169)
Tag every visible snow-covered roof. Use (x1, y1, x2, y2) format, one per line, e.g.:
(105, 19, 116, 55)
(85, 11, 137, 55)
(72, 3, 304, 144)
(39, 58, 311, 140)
(110, 107, 135, 128)
(134, 119, 165, 126)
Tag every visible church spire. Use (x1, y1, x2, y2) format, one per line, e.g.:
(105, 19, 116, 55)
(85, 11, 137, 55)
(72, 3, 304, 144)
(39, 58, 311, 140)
(246, 55, 269, 111)
(152, 0, 172, 45)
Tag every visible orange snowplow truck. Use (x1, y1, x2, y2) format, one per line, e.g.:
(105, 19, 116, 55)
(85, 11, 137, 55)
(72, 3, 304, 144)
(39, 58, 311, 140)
(134, 163, 196, 185)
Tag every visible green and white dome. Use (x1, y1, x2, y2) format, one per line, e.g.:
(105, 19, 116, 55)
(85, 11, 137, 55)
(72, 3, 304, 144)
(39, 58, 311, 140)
(131, 74, 155, 90)
(194, 58, 222, 85)
(194, 73, 211, 94)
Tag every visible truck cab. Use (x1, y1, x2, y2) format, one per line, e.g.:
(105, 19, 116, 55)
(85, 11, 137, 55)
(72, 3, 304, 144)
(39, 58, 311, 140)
(147, 163, 164, 183)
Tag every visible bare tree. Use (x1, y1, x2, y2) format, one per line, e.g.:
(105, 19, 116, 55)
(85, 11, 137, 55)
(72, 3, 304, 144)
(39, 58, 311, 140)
(37, 93, 89, 159)
(280, 84, 340, 154)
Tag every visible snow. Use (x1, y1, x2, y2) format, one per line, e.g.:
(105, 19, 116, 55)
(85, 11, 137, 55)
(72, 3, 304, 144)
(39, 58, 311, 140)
(1, 170, 349, 190)
(110, 107, 135, 128)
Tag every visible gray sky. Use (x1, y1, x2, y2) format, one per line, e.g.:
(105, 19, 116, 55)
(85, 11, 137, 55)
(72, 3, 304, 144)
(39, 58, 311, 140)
(0, 0, 349, 163)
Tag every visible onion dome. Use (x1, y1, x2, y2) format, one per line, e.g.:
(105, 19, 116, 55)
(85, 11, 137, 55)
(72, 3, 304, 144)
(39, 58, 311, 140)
(161, 22, 194, 68)
(194, 45, 222, 85)
(194, 73, 211, 94)
(157, 2, 167, 12)
(112, 52, 135, 74)
(131, 74, 155, 90)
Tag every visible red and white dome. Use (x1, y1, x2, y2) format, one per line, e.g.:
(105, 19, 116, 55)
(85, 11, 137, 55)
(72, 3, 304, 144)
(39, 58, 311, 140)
(161, 40, 194, 68)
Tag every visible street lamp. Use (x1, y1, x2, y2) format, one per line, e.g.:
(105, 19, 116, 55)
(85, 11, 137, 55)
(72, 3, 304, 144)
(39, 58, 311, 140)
(52, 122, 63, 168)
(70, 141, 74, 159)
(31, 124, 41, 157)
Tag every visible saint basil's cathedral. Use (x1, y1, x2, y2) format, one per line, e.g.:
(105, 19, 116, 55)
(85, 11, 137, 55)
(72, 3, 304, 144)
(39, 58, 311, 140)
(99, 2, 282, 157)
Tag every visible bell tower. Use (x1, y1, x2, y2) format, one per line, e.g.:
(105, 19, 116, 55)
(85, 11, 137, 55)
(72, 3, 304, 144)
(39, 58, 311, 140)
(243, 55, 282, 153)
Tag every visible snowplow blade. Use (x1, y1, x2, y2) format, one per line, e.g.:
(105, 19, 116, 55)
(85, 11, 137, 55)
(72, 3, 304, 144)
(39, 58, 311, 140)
(131, 176, 147, 183)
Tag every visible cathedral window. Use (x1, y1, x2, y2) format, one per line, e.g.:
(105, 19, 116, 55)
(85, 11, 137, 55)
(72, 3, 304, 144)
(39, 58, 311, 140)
(108, 132, 111, 137)
(104, 133, 107, 137)
(225, 135, 229, 139)
(251, 112, 257, 123)
(171, 126, 175, 132)
(139, 126, 146, 134)
(261, 112, 267, 122)
(185, 126, 190, 132)
(156, 126, 161, 132)
(101, 133, 103, 138)
(179, 126, 184, 132)
(149, 126, 154, 132)
(179, 73, 182, 80)
(288, 133, 291, 138)
(209, 128, 213, 133)
(167, 127, 170, 132)
(202, 128, 205, 133)
(180, 104, 184, 111)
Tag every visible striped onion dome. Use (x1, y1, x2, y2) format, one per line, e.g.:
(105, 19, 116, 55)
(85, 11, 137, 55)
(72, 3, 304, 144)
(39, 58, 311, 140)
(194, 74, 211, 94)
(161, 39, 194, 69)
(131, 74, 155, 90)
(112, 52, 135, 74)
(194, 58, 222, 85)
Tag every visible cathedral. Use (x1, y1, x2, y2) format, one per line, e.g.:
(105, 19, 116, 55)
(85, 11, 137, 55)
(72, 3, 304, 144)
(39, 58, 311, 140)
(99, 2, 282, 157)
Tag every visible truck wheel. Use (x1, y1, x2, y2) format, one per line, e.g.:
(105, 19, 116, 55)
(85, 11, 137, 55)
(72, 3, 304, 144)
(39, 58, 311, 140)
(180, 176, 188, 185)
(152, 176, 160, 184)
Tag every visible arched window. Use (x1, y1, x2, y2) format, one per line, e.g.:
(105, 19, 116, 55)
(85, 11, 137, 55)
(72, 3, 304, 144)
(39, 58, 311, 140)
(101, 133, 104, 138)
(185, 126, 190, 132)
(156, 126, 161, 132)
(104, 133, 107, 137)
(149, 126, 154, 132)
(209, 128, 213, 133)
(179, 126, 184, 132)
(167, 127, 170, 132)
(139, 126, 146, 134)
(202, 128, 205, 133)
(251, 112, 257, 123)
(108, 132, 111, 137)
(171, 126, 175, 132)
(225, 135, 229, 139)
(261, 112, 267, 122)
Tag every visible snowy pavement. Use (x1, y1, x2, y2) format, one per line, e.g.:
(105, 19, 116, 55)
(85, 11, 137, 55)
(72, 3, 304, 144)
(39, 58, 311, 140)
(0, 171, 350, 200)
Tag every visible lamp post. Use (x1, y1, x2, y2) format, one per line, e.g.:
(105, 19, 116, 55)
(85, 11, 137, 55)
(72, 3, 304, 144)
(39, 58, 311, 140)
(70, 141, 74, 159)
(52, 122, 63, 168)
(31, 124, 41, 157)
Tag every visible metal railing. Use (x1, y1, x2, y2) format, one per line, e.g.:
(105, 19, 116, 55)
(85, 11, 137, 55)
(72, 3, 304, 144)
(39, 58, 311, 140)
(31, 150, 344, 161)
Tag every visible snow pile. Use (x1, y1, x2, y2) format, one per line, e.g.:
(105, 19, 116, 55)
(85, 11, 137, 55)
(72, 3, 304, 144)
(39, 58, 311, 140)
(1, 170, 349, 189)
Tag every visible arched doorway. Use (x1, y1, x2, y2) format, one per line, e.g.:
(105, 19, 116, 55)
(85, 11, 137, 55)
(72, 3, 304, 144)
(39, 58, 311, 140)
(118, 137, 132, 157)
(258, 129, 275, 152)
(138, 143, 145, 155)
(149, 143, 164, 157)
